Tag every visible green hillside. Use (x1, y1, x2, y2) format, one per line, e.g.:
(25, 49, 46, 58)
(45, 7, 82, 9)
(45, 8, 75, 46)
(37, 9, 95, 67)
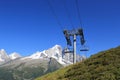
(36, 46, 120, 80)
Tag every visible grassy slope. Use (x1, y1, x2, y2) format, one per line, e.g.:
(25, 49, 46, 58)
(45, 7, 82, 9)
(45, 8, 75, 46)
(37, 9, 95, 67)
(36, 46, 120, 80)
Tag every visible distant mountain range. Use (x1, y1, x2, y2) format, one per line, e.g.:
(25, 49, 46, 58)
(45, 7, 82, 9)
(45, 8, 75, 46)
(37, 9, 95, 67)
(0, 49, 21, 63)
(0, 45, 85, 80)
(0, 45, 85, 66)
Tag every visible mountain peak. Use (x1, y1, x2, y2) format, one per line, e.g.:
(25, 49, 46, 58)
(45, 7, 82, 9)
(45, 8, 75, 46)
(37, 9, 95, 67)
(0, 49, 10, 62)
(52, 45, 62, 51)
(53, 44, 61, 48)
(1, 49, 5, 52)
(9, 52, 21, 60)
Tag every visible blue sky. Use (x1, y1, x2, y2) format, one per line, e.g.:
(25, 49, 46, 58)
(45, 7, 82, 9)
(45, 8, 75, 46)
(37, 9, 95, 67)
(0, 0, 120, 57)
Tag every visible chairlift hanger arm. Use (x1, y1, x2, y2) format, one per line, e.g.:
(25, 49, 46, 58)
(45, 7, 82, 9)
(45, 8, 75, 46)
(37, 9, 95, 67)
(63, 28, 85, 46)
(78, 28, 85, 45)
(63, 30, 72, 46)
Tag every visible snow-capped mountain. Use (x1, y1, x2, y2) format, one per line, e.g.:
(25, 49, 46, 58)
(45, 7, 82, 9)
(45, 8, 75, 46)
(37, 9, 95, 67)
(28, 45, 66, 64)
(0, 45, 86, 66)
(28, 45, 84, 65)
(0, 49, 21, 64)
(28, 50, 48, 59)
(9, 52, 21, 60)
(29, 45, 62, 59)
(0, 49, 10, 62)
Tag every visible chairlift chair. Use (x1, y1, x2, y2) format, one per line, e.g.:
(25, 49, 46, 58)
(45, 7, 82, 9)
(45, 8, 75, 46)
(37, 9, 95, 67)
(64, 47, 73, 53)
(80, 45, 89, 51)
